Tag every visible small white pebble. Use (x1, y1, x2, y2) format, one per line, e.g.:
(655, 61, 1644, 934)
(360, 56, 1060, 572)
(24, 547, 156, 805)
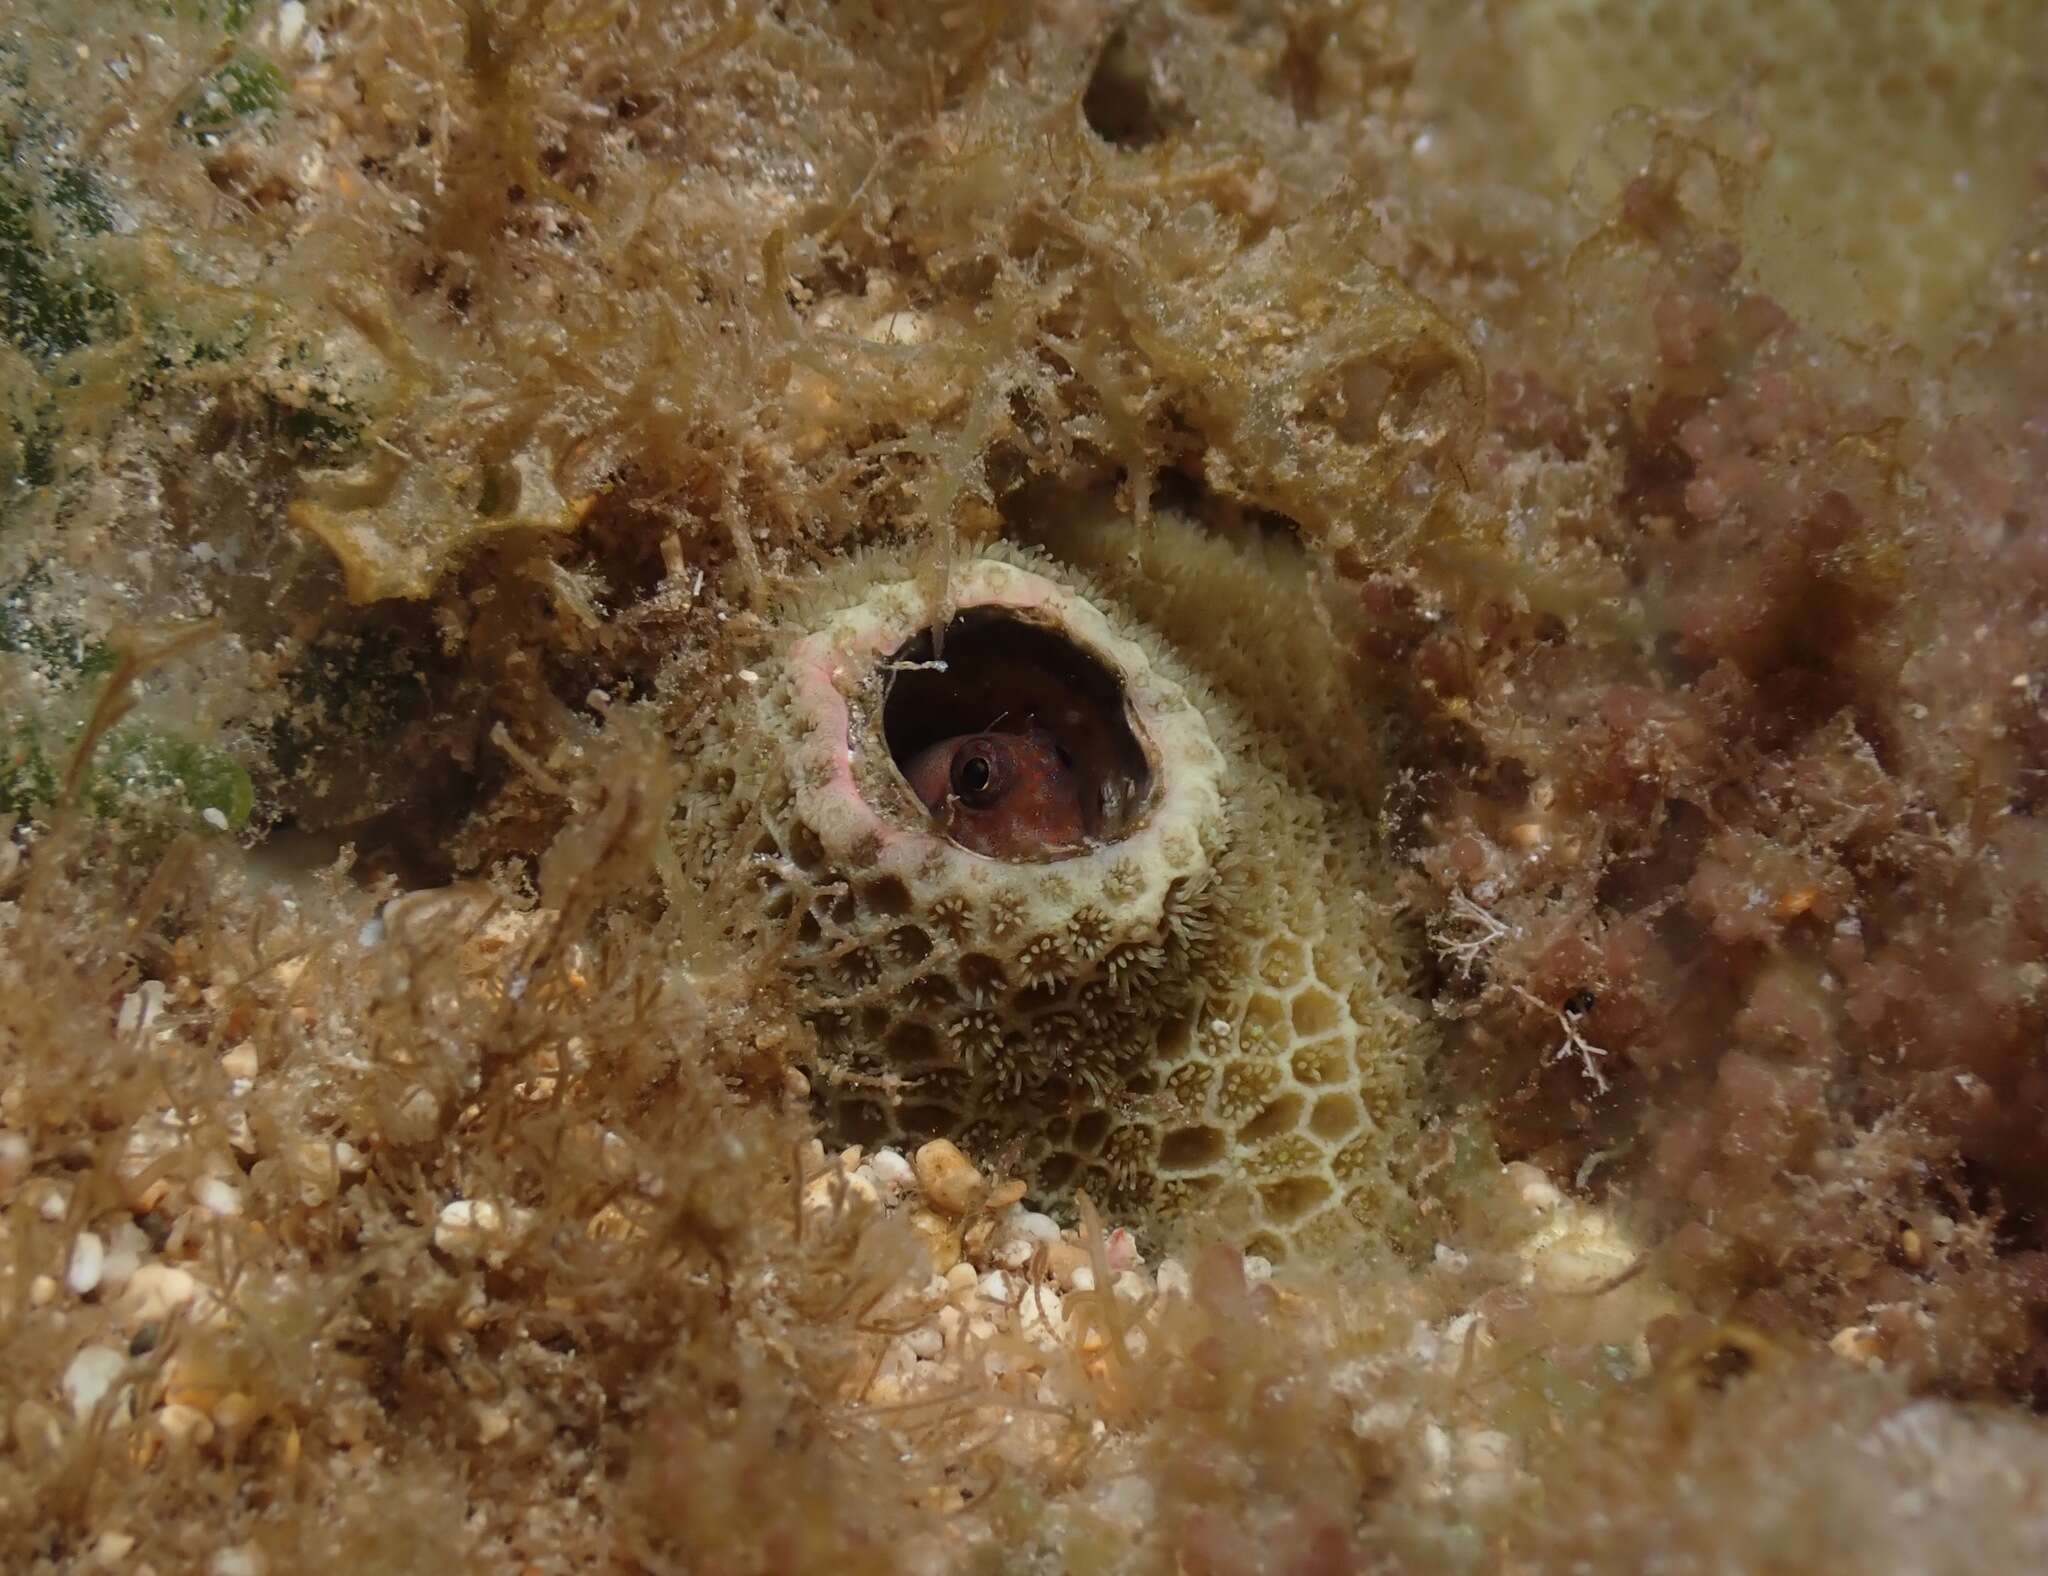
(1351, 1398, 1413, 1439)
(994, 1237, 1035, 1270)
(213, 1392, 260, 1434)
(30, 1275, 58, 1307)
(93, 1531, 138, 1564)
(63, 1345, 126, 1419)
(435, 1199, 503, 1255)
(288, 1139, 341, 1205)
(11, 1400, 60, 1463)
(67, 1231, 105, 1297)
(38, 1185, 69, 1223)
(1506, 1161, 1565, 1211)
(1437, 1311, 1481, 1361)
(1460, 1428, 1514, 1474)
(905, 1324, 944, 1360)
(120, 1263, 198, 1325)
(392, 1086, 441, 1141)
(115, 982, 164, 1037)
(1011, 1210, 1061, 1245)
(1155, 1259, 1191, 1298)
(801, 1166, 879, 1216)
(219, 1042, 259, 1080)
(277, 0, 308, 51)
(1018, 1285, 1065, 1337)
(977, 1269, 1012, 1306)
(943, 1261, 978, 1297)
(1422, 1421, 1454, 1474)
(868, 1147, 913, 1197)
(208, 1543, 266, 1576)
(160, 1403, 214, 1447)
(1453, 1427, 1520, 1510)
(193, 1177, 243, 1217)
(0, 1130, 30, 1190)
(936, 1305, 963, 1347)
(201, 807, 229, 832)
(98, 1224, 146, 1293)
(1112, 1269, 1150, 1303)
(1068, 1265, 1095, 1293)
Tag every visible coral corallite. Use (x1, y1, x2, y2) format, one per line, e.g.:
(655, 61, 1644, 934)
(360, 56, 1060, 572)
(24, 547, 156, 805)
(676, 544, 1433, 1260)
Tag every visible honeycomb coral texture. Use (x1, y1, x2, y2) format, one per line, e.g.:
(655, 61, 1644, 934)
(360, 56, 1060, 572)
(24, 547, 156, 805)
(681, 548, 1428, 1259)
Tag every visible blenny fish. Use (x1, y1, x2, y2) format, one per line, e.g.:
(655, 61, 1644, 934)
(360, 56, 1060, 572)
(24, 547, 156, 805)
(903, 726, 1089, 859)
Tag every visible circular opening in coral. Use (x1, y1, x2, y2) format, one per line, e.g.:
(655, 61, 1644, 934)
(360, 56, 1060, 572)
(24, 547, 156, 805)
(881, 606, 1154, 860)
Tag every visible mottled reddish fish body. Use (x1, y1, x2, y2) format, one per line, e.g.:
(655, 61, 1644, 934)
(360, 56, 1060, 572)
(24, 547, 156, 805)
(904, 727, 1088, 859)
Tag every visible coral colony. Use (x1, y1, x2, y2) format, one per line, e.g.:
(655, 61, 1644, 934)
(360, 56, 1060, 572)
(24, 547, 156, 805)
(676, 547, 1428, 1258)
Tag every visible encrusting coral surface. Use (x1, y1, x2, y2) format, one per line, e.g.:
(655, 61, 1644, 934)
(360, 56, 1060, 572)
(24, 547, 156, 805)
(4, 0, 2048, 1571)
(675, 543, 1432, 1259)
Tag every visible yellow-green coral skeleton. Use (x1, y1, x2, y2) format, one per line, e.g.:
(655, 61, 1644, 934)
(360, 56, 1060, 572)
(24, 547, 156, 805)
(675, 535, 1432, 1260)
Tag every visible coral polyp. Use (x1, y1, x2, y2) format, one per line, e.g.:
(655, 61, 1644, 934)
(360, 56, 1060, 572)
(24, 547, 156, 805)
(676, 545, 1432, 1258)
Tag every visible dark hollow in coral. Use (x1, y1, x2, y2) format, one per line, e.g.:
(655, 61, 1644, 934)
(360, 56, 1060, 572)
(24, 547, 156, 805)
(1081, 29, 1178, 149)
(881, 605, 1154, 854)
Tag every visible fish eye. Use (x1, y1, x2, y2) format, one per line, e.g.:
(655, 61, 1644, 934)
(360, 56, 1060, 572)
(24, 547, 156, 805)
(951, 736, 1012, 807)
